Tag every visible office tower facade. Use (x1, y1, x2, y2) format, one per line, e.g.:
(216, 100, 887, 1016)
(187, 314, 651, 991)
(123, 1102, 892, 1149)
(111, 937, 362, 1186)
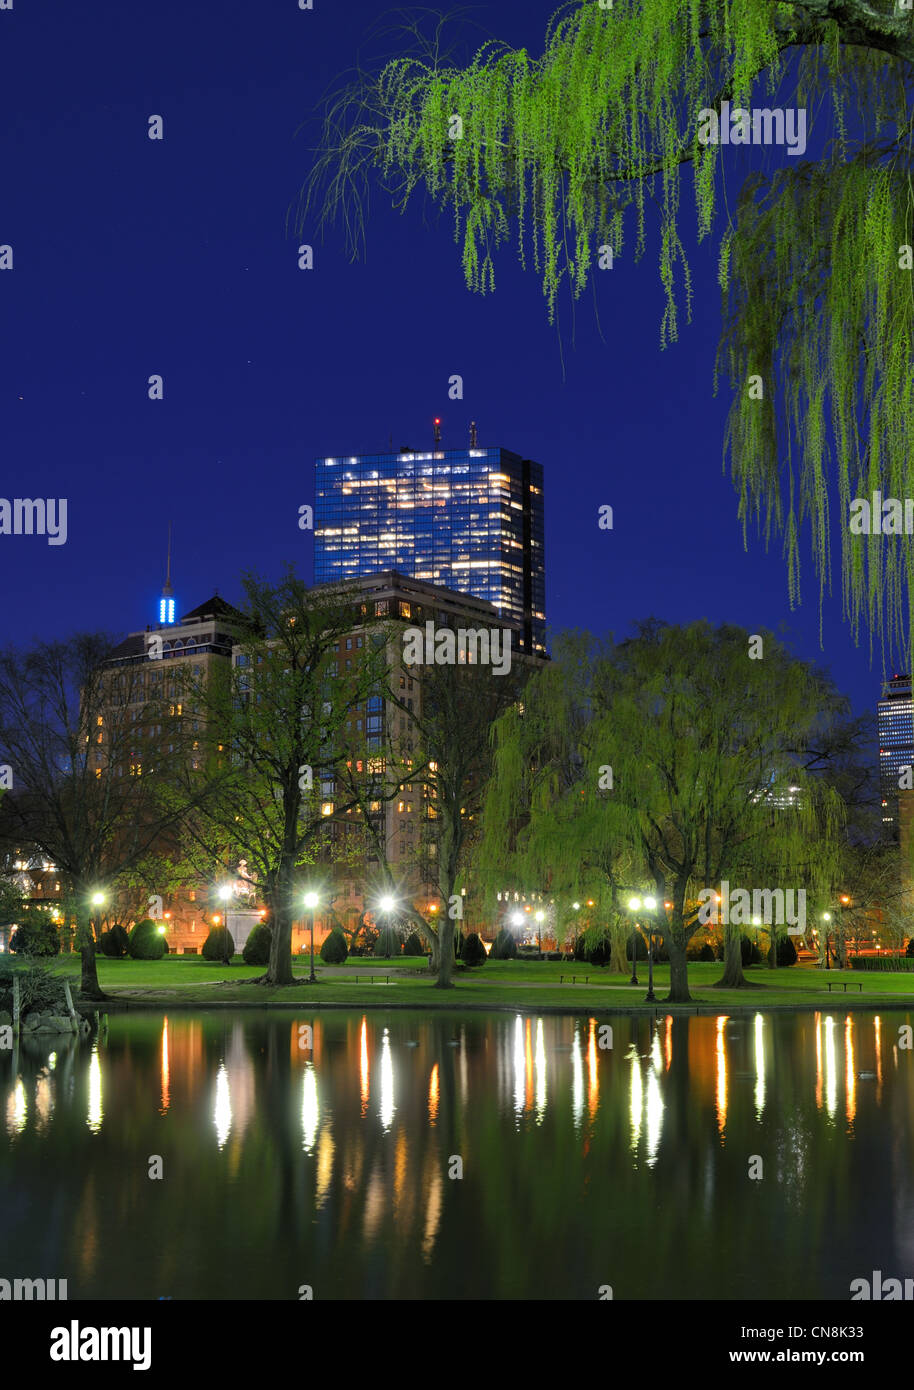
(314, 441, 546, 655)
(878, 673, 913, 839)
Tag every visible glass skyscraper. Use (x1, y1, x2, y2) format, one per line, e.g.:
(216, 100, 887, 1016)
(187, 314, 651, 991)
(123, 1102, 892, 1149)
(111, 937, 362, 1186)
(314, 444, 546, 654)
(878, 673, 913, 839)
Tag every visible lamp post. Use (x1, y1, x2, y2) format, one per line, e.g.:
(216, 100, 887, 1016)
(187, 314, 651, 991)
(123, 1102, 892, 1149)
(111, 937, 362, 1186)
(627, 897, 641, 985)
(643, 895, 658, 1002)
(378, 894, 395, 958)
(217, 884, 232, 964)
(304, 890, 319, 982)
(822, 912, 832, 970)
(535, 909, 545, 955)
(90, 891, 105, 951)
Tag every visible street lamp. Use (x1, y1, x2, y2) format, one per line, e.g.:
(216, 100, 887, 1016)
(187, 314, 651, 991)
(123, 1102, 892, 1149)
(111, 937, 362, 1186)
(378, 894, 396, 958)
(217, 884, 233, 964)
(535, 909, 545, 954)
(304, 890, 319, 982)
(90, 890, 105, 950)
(627, 896, 641, 985)
(822, 912, 832, 970)
(643, 895, 659, 1002)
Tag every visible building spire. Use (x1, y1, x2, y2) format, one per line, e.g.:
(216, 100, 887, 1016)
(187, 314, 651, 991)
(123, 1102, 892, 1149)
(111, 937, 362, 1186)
(159, 522, 176, 624)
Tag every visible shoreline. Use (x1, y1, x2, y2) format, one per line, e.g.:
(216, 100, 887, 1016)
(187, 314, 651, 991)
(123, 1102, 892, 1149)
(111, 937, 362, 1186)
(75, 994, 914, 1019)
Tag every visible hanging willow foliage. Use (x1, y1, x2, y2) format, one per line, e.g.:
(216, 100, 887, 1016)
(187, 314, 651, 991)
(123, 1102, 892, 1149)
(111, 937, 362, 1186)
(302, 0, 914, 662)
(481, 622, 847, 1001)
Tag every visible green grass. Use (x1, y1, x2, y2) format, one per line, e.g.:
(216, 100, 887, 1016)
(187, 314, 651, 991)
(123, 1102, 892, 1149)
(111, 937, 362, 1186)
(36, 953, 914, 1013)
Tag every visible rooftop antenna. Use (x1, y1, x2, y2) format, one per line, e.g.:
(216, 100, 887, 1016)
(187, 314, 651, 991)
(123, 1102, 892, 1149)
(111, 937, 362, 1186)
(158, 521, 176, 625)
(433, 417, 441, 447)
(163, 521, 174, 596)
(469, 420, 478, 447)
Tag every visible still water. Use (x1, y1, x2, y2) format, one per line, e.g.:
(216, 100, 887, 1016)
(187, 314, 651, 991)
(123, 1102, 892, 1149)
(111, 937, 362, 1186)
(2, 1009, 912, 1300)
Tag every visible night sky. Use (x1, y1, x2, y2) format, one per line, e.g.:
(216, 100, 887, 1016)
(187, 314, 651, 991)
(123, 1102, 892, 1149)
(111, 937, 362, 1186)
(0, 0, 888, 723)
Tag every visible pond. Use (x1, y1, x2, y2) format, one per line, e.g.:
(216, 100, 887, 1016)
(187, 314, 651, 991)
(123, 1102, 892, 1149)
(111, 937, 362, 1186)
(2, 1009, 911, 1300)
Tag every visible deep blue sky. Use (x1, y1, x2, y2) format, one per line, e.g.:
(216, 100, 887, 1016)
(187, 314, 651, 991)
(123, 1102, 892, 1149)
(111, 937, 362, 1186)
(0, 0, 891, 718)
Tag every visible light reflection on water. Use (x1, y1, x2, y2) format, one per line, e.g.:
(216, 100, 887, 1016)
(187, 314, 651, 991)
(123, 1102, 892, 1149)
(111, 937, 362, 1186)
(1, 1008, 911, 1300)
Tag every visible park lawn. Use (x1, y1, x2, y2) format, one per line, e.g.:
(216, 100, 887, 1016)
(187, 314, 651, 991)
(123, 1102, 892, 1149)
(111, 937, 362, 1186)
(38, 954, 914, 1012)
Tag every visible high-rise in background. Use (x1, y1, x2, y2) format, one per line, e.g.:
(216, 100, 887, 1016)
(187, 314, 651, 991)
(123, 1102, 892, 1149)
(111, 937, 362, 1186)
(878, 673, 913, 840)
(313, 432, 547, 656)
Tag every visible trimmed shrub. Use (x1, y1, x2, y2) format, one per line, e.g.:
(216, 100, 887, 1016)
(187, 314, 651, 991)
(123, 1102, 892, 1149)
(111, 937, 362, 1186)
(461, 932, 487, 966)
(99, 924, 129, 958)
(492, 928, 518, 960)
(320, 928, 349, 964)
(585, 936, 610, 967)
(739, 935, 762, 966)
(776, 934, 798, 967)
(9, 919, 60, 956)
(202, 925, 234, 962)
(373, 925, 401, 957)
(906, 937, 914, 958)
(403, 930, 426, 956)
(851, 955, 914, 971)
(698, 942, 716, 962)
(128, 918, 167, 960)
(242, 923, 272, 966)
(353, 922, 378, 955)
(546, 950, 563, 961)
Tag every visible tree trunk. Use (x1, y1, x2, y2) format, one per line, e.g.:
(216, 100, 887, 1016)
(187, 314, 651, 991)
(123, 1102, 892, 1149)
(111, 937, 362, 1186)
(264, 864, 295, 986)
(78, 917, 106, 1001)
(609, 920, 628, 974)
(713, 923, 750, 988)
(435, 916, 456, 988)
(665, 924, 692, 1003)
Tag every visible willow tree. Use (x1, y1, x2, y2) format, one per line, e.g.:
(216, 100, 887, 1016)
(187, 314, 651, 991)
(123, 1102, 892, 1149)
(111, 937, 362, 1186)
(0, 635, 205, 999)
(301, 0, 914, 664)
(176, 571, 388, 987)
(476, 629, 637, 972)
(483, 621, 845, 1002)
(329, 603, 530, 987)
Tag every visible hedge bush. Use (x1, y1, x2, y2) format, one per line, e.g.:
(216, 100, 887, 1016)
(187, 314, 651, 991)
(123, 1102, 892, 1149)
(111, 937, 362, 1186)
(403, 931, 426, 956)
(202, 925, 235, 962)
(776, 935, 798, 966)
(99, 924, 129, 958)
(460, 932, 487, 966)
(242, 923, 272, 966)
(492, 929, 518, 960)
(128, 918, 167, 960)
(850, 955, 914, 971)
(740, 935, 763, 966)
(9, 919, 60, 956)
(585, 937, 610, 967)
(373, 925, 401, 957)
(320, 928, 349, 964)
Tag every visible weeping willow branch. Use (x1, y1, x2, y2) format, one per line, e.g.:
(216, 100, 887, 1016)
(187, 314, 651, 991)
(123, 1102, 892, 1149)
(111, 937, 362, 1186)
(299, 0, 914, 662)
